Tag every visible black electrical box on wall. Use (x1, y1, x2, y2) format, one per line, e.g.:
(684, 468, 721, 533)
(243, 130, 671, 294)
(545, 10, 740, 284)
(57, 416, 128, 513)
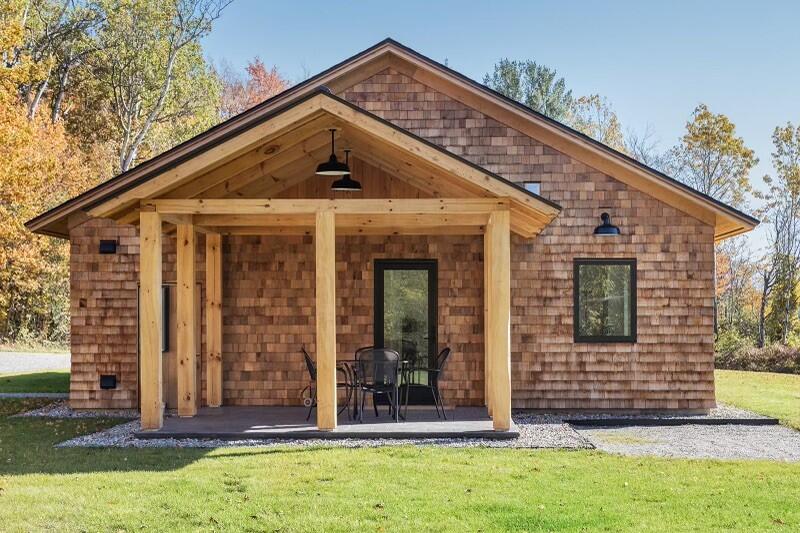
(99, 374, 117, 389)
(98, 240, 118, 254)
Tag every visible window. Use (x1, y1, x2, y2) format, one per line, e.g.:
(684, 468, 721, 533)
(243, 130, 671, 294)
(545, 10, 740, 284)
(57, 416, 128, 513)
(573, 259, 636, 343)
(523, 181, 541, 195)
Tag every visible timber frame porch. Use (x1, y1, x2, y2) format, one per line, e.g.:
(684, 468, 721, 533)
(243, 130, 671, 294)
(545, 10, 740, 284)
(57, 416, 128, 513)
(138, 197, 516, 432)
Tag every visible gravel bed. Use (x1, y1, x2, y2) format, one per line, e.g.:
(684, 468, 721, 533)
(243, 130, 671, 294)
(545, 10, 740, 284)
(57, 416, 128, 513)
(560, 403, 770, 420)
(579, 424, 800, 462)
(14, 400, 138, 419)
(57, 413, 593, 449)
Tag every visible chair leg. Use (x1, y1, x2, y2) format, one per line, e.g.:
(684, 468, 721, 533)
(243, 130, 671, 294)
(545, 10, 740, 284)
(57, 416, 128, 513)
(435, 387, 447, 420)
(306, 388, 316, 421)
(430, 387, 441, 419)
(359, 390, 365, 423)
(402, 384, 410, 420)
(373, 395, 380, 418)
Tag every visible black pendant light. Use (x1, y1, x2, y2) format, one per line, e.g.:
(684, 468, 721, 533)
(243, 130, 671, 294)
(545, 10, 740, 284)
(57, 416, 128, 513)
(331, 150, 362, 191)
(316, 129, 350, 176)
(593, 212, 621, 235)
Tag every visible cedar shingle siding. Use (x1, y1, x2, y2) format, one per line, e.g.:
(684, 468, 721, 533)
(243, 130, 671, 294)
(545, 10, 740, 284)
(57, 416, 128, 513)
(67, 67, 715, 411)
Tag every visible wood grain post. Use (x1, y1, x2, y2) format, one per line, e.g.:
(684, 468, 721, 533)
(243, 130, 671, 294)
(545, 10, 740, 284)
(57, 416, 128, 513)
(484, 230, 493, 416)
(205, 232, 223, 407)
(176, 223, 197, 417)
(487, 210, 511, 431)
(315, 210, 337, 430)
(139, 211, 163, 430)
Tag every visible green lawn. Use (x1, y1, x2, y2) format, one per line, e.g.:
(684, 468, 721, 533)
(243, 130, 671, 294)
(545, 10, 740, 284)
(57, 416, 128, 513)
(716, 370, 800, 429)
(0, 400, 798, 531)
(0, 371, 70, 393)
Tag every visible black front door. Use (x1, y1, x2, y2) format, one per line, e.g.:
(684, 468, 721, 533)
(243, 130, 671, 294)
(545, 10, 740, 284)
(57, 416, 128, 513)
(374, 259, 437, 404)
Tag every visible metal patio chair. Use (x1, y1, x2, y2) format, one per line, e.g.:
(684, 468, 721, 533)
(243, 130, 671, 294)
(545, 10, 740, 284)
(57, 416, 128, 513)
(355, 347, 401, 423)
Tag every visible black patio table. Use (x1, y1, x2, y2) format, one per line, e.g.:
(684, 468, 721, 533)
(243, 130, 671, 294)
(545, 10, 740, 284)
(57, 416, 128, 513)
(337, 357, 411, 421)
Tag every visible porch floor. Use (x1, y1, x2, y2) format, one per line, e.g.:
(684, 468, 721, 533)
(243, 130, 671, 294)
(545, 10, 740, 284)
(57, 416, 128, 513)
(135, 406, 519, 440)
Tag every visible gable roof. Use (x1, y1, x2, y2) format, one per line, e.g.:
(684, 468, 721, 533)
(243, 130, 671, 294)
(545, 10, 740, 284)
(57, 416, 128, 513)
(34, 88, 561, 238)
(27, 38, 757, 240)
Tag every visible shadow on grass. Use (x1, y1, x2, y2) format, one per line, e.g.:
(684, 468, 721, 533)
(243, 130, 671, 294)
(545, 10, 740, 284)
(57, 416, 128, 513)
(0, 371, 69, 393)
(0, 399, 360, 477)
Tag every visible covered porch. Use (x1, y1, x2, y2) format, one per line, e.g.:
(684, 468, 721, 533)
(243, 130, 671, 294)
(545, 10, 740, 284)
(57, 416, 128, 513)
(92, 90, 559, 435)
(135, 406, 518, 440)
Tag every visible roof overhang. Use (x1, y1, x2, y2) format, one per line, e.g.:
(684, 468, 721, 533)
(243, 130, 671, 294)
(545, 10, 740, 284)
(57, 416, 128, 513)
(29, 90, 559, 238)
(27, 38, 756, 240)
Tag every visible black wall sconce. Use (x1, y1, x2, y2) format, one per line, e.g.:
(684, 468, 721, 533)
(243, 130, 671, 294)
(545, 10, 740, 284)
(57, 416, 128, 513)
(593, 213, 620, 235)
(99, 239, 118, 254)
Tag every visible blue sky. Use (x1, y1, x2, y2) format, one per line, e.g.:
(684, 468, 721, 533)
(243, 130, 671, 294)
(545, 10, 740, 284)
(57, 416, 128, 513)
(203, 0, 800, 248)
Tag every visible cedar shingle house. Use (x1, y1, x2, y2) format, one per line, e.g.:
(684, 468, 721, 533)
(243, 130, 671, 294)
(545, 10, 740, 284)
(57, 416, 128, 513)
(26, 39, 758, 432)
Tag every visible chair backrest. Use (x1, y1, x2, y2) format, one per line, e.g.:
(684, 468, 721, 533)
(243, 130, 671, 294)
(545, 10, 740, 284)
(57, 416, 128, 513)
(357, 348, 400, 387)
(436, 347, 452, 372)
(301, 347, 316, 381)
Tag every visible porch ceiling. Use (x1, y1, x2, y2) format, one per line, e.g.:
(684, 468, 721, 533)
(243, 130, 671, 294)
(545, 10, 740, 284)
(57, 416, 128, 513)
(88, 90, 561, 238)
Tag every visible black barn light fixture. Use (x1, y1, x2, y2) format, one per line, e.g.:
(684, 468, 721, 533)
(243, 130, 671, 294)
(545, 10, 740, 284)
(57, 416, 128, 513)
(593, 212, 621, 235)
(315, 128, 350, 176)
(331, 150, 362, 191)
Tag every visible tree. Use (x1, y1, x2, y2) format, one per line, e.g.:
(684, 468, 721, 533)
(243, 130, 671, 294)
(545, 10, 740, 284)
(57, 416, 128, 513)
(0, 87, 108, 343)
(97, 0, 229, 171)
(624, 124, 671, 172)
(669, 104, 757, 208)
(716, 236, 757, 337)
(218, 56, 289, 120)
(571, 94, 625, 152)
(761, 123, 800, 344)
(483, 58, 574, 122)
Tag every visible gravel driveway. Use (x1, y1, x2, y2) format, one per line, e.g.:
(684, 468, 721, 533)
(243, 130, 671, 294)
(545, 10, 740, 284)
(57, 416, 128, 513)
(578, 424, 800, 462)
(0, 351, 70, 374)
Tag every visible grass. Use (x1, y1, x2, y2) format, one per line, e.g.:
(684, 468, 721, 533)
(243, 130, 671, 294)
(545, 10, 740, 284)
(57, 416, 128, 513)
(0, 400, 798, 531)
(0, 371, 70, 393)
(716, 369, 800, 429)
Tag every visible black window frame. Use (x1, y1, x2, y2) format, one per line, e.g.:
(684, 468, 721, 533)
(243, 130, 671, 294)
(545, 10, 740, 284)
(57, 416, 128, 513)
(374, 259, 438, 367)
(573, 258, 637, 343)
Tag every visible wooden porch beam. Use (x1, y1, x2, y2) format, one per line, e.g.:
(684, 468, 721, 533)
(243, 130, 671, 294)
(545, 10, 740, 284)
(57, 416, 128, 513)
(315, 210, 337, 431)
(203, 225, 485, 236)
(176, 223, 197, 417)
(486, 210, 512, 431)
(139, 211, 163, 430)
(205, 232, 223, 408)
(147, 198, 511, 215)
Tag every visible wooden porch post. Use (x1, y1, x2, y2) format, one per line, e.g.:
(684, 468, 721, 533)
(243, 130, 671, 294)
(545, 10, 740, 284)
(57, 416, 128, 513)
(484, 231, 493, 416)
(205, 232, 223, 407)
(486, 210, 512, 431)
(315, 210, 337, 430)
(176, 223, 197, 417)
(139, 210, 163, 430)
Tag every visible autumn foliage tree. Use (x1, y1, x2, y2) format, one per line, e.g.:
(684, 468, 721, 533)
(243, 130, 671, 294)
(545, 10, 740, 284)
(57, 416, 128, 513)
(0, 0, 228, 346)
(0, 87, 110, 343)
(218, 56, 289, 119)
